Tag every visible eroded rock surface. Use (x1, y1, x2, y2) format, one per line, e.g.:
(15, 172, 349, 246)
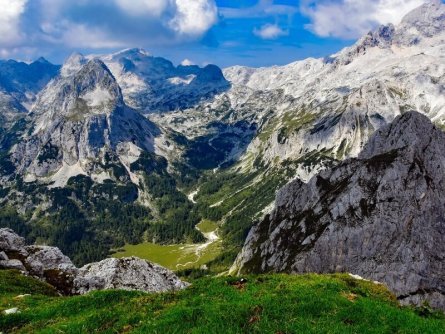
(74, 257, 189, 294)
(234, 111, 445, 310)
(0, 228, 188, 295)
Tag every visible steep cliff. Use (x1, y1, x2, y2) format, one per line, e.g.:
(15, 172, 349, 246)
(233, 111, 445, 310)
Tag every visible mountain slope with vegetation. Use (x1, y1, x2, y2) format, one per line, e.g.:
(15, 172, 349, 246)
(0, 1, 444, 276)
(1, 270, 444, 334)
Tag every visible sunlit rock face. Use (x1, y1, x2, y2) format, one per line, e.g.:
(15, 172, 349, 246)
(234, 111, 445, 310)
(11, 58, 159, 184)
(0, 228, 189, 296)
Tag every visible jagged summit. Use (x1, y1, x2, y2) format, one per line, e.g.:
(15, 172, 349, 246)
(109, 48, 152, 59)
(100, 48, 230, 112)
(33, 58, 123, 124)
(399, 0, 445, 36)
(34, 57, 51, 64)
(233, 111, 445, 310)
(61, 52, 87, 77)
(12, 57, 159, 183)
(359, 111, 444, 159)
(334, 1, 445, 65)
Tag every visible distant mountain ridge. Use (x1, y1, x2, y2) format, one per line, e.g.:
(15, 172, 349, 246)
(99, 48, 230, 113)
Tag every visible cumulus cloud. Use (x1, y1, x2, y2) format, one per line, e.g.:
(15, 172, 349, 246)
(170, 0, 218, 36)
(0, 0, 27, 45)
(302, 0, 425, 39)
(253, 24, 289, 40)
(0, 0, 218, 58)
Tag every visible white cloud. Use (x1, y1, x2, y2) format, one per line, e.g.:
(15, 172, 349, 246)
(302, 0, 425, 39)
(0, 0, 27, 45)
(61, 24, 127, 49)
(253, 24, 289, 40)
(0, 0, 219, 58)
(170, 0, 218, 36)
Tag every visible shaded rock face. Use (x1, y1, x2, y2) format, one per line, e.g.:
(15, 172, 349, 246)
(74, 257, 189, 294)
(0, 228, 78, 294)
(234, 112, 445, 310)
(0, 228, 188, 295)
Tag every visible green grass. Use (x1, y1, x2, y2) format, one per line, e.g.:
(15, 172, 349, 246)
(1, 270, 444, 333)
(196, 219, 218, 234)
(113, 240, 222, 271)
(112, 220, 222, 270)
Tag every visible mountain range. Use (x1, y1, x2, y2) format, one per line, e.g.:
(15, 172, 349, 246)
(0, 0, 444, 309)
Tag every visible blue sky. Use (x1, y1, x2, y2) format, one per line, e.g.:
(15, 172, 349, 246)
(0, 0, 431, 68)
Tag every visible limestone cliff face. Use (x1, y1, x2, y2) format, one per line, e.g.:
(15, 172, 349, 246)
(233, 111, 445, 310)
(11, 59, 160, 181)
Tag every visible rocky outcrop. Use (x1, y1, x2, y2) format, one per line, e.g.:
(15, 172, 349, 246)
(233, 111, 445, 310)
(74, 257, 189, 294)
(0, 228, 188, 295)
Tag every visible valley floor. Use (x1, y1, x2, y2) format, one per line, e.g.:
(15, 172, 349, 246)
(112, 220, 222, 270)
(1, 270, 444, 333)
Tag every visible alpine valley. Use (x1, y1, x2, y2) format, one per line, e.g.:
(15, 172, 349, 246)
(1, 0, 445, 317)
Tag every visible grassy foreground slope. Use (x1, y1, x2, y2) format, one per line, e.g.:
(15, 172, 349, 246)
(0, 270, 444, 334)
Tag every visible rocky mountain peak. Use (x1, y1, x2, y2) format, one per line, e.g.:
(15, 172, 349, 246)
(399, 0, 444, 35)
(61, 52, 87, 77)
(391, 0, 445, 46)
(333, 1, 444, 65)
(33, 57, 51, 65)
(32, 58, 123, 123)
(71, 59, 124, 111)
(195, 64, 226, 82)
(12, 58, 159, 182)
(111, 48, 152, 59)
(233, 111, 445, 310)
(359, 111, 445, 159)
(100, 48, 230, 112)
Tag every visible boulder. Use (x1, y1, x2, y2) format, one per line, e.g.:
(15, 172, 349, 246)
(74, 257, 189, 294)
(24, 245, 77, 276)
(0, 229, 189, 296)
(0, 259, 26, 271)
(0, 228, 28, 258)
(24, 245, 78, 295)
